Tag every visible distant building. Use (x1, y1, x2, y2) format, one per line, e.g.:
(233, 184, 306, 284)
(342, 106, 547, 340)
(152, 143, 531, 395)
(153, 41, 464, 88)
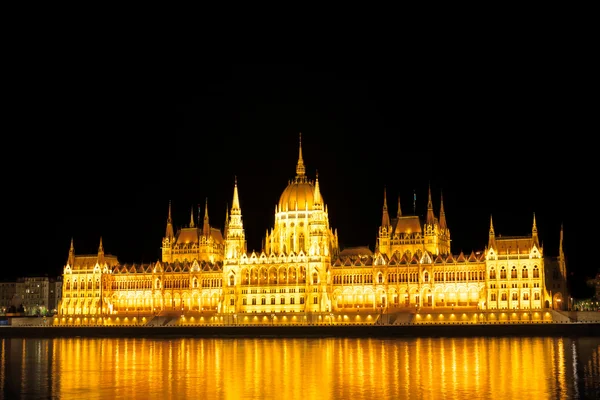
(58, 135, 570, 316)
(0, 282, 16, 314)
(16, 276, 62, 316)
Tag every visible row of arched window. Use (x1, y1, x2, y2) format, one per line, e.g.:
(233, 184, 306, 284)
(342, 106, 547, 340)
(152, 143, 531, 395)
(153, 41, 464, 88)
(489, 266, 539, 280)
(65, 280, 100, 290)
(490, 292, 541, 301)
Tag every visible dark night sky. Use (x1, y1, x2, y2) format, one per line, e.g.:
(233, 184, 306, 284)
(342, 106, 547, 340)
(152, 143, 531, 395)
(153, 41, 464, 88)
(12, 63, 585, 296)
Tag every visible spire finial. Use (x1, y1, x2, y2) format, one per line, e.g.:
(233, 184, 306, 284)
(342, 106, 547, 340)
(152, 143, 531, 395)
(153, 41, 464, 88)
(439, 190, 447, 230)
(488, 214, 496, 249)
(532, 212, 539, 247)
(232, 176, 241, 212)
(559, 222, 564, 257)
(203, 198, 210, 236)
(383, 186, 388, 210)
(397, 194, 402, 218)
(296, 132, 306, 177)
(314, 171, 322, 206)
(189, 206, 195, 228)
(426, 182, 435, 225)
(381, 186, 390, 227)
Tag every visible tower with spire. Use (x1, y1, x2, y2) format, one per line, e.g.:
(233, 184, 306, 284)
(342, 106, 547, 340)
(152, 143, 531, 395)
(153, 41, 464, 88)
(224, 176, 247, 260)
(161, 198, 225, 264)
(377, 184, 451, 258)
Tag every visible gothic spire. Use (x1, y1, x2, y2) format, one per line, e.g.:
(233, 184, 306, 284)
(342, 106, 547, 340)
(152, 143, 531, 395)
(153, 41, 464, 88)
(224, 202, 229, 237)
(165, 200, 174, 239)
(559, 222, 564, 258)
(397, 194, 402, 218)
(313, 170, 322, 206)
(532, 212, 539, 247)
(68, 237, 75, 266)
(439, 191, 447, 231)
(381, 187, 390, 228)
(97, 236, 105, 266)
(189, 206, 195, 228)
(296, 132, 305, 177)
(426, 183, 435, 225)
(488, 214, 496, 250)
(231, 176, 240, 214)
(202, 198, 210, 237)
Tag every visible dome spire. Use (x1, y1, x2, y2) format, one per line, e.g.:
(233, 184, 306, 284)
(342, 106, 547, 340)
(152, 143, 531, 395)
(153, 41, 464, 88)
(296, 132, 306, 177)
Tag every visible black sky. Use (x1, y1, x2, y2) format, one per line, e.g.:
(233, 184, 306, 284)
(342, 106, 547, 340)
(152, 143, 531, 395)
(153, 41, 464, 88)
(13, 63, 585, 296)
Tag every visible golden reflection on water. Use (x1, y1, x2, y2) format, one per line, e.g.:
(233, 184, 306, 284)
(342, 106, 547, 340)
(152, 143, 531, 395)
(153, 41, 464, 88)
(0, 336, 599, 399)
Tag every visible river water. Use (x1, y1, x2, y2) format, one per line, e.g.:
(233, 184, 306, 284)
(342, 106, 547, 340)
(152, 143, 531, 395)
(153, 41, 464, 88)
(1, 336, 599, 399)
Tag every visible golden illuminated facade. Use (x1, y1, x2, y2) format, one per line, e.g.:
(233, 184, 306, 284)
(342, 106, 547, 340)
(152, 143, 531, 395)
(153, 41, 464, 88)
(59, 135, 569, 318)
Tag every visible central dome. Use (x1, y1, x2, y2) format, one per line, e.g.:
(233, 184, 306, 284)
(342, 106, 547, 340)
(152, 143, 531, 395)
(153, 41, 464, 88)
(279, 177, 315, 212)
(278, 133, 323, 212)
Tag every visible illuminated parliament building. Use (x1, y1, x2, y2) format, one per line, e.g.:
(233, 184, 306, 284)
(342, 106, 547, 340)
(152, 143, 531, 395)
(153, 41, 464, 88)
(59, 136, 569, 322)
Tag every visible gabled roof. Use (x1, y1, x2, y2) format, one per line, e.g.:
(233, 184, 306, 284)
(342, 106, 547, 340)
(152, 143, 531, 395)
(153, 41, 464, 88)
(495, 236, 534, 255)
(339, 246, 373, 257)
(468, 251, 479, 262)
(393, 216, 422, 235)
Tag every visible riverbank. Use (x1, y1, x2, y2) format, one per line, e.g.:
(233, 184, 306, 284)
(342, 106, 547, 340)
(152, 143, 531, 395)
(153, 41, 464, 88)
(1, 322, 599, 338)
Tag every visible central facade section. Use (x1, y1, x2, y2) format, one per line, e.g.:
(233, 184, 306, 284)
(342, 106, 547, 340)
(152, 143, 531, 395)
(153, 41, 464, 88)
(223, 134, 340, 314)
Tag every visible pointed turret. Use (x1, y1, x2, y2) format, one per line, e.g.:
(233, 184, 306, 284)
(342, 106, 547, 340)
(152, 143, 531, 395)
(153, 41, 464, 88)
(67, 237, 75, 266)
(381, 187, 390, 228)
(223, 202, 229, 237)
(439, 192, 447, 231)
(488, 215, 496, 250)
(225, 177, 246, 259)
(426, 183, 435, 225)
(559, 223, 564, 259)
(559, 223, 567, 278)
(165, 200, 174, 239)
(189, 206, 195, 228)
(397, 194, 402, 218)
(532, 212, 539, 248)
(296, 132, 305, 177)
(265, 229, 270, 254)
(313, 170, 322, 207)
(232, 176, 240, 213)
(98, 236, 105, 266)
(202, 198, 210, 237)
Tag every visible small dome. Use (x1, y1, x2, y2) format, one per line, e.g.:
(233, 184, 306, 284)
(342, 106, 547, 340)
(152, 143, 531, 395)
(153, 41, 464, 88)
(278, 178, 315, 212)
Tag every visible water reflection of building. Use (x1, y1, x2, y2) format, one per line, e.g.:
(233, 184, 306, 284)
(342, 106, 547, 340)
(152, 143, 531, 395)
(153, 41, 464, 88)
(1, 337, 599, 399)
(0, 338, 56, 399)
(58, 135, 570, 318)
